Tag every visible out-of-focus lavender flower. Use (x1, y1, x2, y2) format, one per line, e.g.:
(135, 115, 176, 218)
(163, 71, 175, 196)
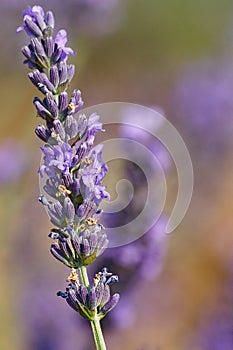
(119, 106, 164, 142)
(173, 60, 233, 155)
(0, 139, 27, 185)
(100, 217, 167, 329)
(98, 106, 169, 329)
(119, 105, 171, 172)
(104, 217, 167, 280)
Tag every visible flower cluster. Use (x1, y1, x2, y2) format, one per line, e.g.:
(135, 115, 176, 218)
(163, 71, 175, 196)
(58, 268, 120, 321)
(18, 4, 119, 321)
(49, 223, 108, 268)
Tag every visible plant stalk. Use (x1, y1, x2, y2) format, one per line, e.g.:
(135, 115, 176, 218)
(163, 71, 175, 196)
(79, 266, 107, 350)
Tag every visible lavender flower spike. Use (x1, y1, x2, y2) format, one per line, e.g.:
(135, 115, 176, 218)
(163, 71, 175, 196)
(18, 5, 118, 350)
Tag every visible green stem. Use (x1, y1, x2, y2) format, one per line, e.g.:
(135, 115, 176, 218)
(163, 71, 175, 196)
(90, 317, 107, 350)
(78, 266, 107, 350)
(79, 265, 90, 287)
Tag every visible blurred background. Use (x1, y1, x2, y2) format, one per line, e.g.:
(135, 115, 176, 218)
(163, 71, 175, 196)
(0, 1, 233, 349)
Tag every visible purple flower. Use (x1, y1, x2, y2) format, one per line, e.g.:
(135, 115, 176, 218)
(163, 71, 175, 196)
(87, 113, 104, 136)
(16, 5, 56, 44)
(50, 223, 109, 266)
(57, 267, 120, 320)
(79, 144, 110, 204)
(55, 30, 76, 61)
(18, 5, 111, 262)
(17, 5, 76, 70)
(18, 5, 119, 334)
(39, 142, 74, 178)
(47, 196, 76, 228)
(16, 5, 45, 35)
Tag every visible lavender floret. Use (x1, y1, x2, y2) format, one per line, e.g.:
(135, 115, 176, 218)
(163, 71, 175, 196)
(24, 17, 43, 37)
(54, 29, 77, 61)
(58, 62, 68, 84)
(58, 92, 69, 112)
(49, 66, 59, 87)
(45, 11, 55, 29)
(35, 125, 51, 142)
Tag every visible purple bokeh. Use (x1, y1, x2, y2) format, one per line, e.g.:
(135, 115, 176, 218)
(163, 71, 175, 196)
(173, 60, 233, 155)
(0, 139, 27, 185)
